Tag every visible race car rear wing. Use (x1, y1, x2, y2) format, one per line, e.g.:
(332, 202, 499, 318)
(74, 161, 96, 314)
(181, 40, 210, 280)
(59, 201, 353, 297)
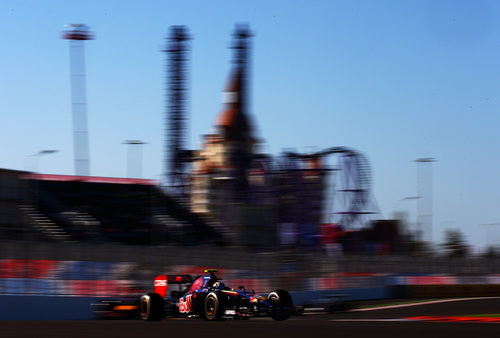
(154, 274, 193, 298)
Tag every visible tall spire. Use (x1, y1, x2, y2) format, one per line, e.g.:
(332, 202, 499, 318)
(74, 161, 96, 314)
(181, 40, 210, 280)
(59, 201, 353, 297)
(210, 24, 255, 199)
(215, 68, 252, 141)
(214, 24, 254, 142)
(230, 23, 252, 117)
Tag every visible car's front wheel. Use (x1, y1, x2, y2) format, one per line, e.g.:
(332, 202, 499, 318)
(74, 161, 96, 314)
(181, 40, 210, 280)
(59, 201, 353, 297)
(203, 292, 224, 321)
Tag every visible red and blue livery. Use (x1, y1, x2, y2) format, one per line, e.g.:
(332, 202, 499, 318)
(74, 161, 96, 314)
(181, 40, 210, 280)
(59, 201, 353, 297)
(139, 269, 294, 321)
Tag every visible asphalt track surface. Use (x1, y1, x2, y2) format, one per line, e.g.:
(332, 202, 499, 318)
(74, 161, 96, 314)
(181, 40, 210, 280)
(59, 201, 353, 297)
(3, 298, 500, 338)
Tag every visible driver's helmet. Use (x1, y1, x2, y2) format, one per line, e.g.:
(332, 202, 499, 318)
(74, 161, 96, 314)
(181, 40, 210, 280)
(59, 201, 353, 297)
(213, 281, 225, 289)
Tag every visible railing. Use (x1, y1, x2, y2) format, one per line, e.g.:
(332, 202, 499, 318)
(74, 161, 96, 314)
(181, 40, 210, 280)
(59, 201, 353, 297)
(1, 240, 500, 296)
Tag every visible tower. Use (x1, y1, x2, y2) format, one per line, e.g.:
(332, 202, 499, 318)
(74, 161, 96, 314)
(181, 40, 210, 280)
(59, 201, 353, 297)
(123, 140, 147, 179)
(215, 24, 254, 197)
(415, 158, 435, 242)
(62, 24, 94, 176)
(230, 24, 252, 117)
(189, 25, 258, 244)
(165, 26, 191, 192)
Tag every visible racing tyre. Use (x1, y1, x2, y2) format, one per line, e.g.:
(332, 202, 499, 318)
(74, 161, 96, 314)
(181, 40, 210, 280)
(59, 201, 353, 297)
(268, 289, 293, 321)
(203, 292, 225, 321)
(139, 292, 164, 321)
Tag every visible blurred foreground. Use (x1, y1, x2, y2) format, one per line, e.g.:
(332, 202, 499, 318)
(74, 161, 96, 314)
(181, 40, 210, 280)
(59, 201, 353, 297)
(1, 240, 500, 298)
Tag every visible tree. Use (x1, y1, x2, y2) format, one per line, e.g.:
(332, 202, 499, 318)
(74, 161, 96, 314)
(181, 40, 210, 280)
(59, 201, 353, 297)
(442, 229, 468, 257)
(482, 246, 500, 258)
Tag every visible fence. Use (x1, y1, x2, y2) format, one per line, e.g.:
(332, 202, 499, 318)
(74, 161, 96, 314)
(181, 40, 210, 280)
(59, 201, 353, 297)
(1, 240, 500, 297)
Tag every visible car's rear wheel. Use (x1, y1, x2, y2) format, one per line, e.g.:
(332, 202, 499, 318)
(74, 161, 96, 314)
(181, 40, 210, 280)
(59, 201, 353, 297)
(139, 292, 164, 321)
(268, 289, 293, 321)
(204, 292, 224, 321)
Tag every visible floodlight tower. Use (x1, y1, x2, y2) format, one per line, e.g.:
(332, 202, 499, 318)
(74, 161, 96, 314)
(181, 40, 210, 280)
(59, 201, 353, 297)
(415, 158, 436, 242)
(122, 140, 148, 179)
(165, 26, 191, 192)
(62, 24, 94, 176)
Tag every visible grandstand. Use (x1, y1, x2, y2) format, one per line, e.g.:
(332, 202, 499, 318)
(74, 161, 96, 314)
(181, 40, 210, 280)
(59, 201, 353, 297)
(1, 170, 221, 245)
(0, 169, 26, 239)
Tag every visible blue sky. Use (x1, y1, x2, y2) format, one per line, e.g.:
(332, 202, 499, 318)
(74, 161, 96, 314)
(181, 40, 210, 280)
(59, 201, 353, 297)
(1, 0, 500, 250)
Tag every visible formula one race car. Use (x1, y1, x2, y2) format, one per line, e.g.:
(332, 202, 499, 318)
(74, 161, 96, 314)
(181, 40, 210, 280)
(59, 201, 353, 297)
(139, 269, 294, 321)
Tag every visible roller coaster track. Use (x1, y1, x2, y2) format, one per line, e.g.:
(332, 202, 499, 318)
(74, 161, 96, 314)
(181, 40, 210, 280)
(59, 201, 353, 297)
(282, 146, 373, 228)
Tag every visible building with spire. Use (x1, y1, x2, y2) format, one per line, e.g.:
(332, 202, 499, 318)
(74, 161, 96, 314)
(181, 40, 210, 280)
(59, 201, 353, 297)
(187, 25, 377, 251)
(189, 25, 277, 247)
